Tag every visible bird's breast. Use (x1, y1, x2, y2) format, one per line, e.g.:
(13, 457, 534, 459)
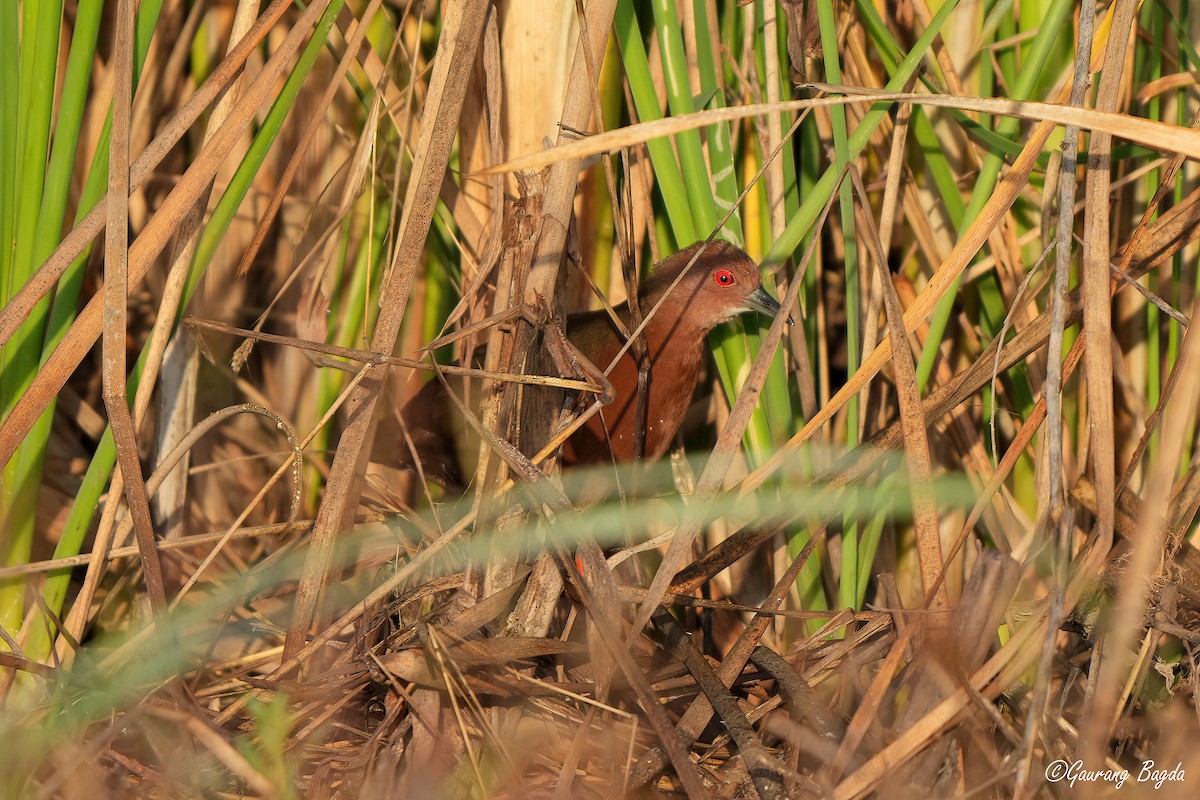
(564, 319, 706, 465)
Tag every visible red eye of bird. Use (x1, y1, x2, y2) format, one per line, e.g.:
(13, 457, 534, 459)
(714, 269, 735, 287)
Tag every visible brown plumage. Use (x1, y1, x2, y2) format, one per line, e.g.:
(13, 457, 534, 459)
(562, 240, 780, 464)
(386, 240, 782, 489)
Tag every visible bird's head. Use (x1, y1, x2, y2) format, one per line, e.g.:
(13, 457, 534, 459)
(640, 240, 785, 332)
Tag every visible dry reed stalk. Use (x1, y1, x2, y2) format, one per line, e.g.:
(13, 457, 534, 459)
(481, 92, 1200, 177)
(1077, 16, 1140, 744)
(850, 166, 945, 608)
(282, 0, 491, 663)
(101, 0, 167, 610)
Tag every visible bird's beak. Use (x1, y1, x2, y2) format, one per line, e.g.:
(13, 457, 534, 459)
(746, 286, 793, 325)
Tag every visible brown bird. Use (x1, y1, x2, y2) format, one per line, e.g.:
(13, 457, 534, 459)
(386, 240, 782, 489)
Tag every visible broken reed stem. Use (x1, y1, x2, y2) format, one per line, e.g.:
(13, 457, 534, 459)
(101, 0, 167, 610)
